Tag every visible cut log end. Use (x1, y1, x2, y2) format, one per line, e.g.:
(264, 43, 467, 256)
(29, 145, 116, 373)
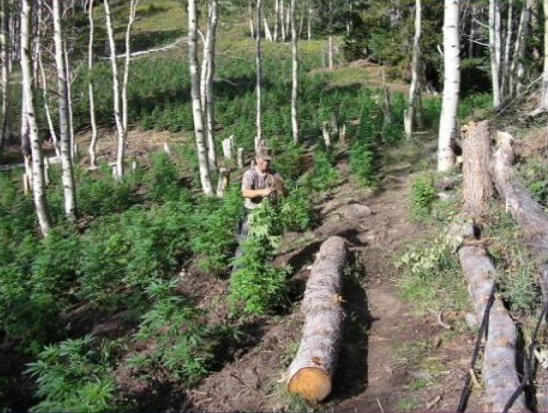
(288, 367, 331, 402)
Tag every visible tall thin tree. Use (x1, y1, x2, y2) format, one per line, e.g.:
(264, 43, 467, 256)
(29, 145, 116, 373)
(21, 0, 51, 236)
(437, 0, 459, 172)
(489, 0, 501, 107)
(87, 0, 98, 169)
(291, 0, 299, 143)
(53, 0, 77, 221)
(540, 0, 548, 107)
(188, 0, 213, 194)
(255, 0, 263, 150)
(404, 0, 422, 138)
(0, 0, 11, 151)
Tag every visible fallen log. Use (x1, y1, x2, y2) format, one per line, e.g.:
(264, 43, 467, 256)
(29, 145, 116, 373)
(458, 239, 528, 412)
(287, 236, 347, 402)
(492, 131, 548, 298)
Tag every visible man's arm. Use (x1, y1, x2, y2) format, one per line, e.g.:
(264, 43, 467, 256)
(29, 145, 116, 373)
(242, 187, 273, 199)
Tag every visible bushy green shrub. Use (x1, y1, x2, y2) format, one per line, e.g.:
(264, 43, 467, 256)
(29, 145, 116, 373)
(349, 141, 377, 188)
(189, 186, 244, 275)
(26, 336, 118, 413)
(145, 152, 181, 202)
(411, 174, 437, 219)
(279, 187, 314, 232)
(301, 150, 340, 192)
(130, 279, 215, 384)
(229, 201, 289, 316)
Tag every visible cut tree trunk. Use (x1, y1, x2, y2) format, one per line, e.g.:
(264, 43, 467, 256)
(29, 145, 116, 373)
(462, 121, 494, 220)
(492, 131, 548, 297)
(458, 241, 528, 412)
(215, 167, 230, 197)
(287, 236, 347, 402)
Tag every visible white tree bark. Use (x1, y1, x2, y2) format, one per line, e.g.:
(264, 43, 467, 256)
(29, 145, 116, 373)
(273, 0, 279, 41)
(307, 1, 312, 40)
(489, 0, 502, 107)
(437, 0, 459, 172)
(120, 0, 138, 179)
(255, 0, 263, 149)
(501, 0, 513, 97)
(249, 2, 255, 38)
(53, 0, 77, 222)
(540, 0, 548, 107)
(103, 0, 124, 178)
(63, 41, 76, 160)
(291, 0, 299, 143)
(280, 0, 286, 41)
(21, 0, 51, 237)
(188, 0, 213, 195)
(263, 16, 273, 41)
(0, 0, 10, 150)
(510, 0, 532, 96)
(87, 0, 98, 169)
(404, 0, 422, 138)
(204, 0, 219, 173)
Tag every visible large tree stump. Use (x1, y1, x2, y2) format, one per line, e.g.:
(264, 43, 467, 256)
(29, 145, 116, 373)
(458, 241, 528, 412)
(287, 236, 347, 402)
(492, 131, 548, 298)
(462, 121, 494, 219)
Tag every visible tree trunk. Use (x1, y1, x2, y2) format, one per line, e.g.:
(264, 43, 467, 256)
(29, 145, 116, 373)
(87, 0, 98, 169)
(501, 0, 513, 97)
(280, 0, 286, 41)
(103, 0, 125, 179)
(119, 0, 138, 179)
(249, 2, 255, 39)
(0, 0, 11, 151)
(462, 121, 494, 220)
(188, 0, 213, 195)
(273, 0, 279, 41)
(492, 131, 548, 297)
(404, 0, 422, 138)
(263, 17, 272, 41)
(53, 0, 77, 222)
(437, 0, 459, 172)
(287, 236, 347, 402)
(21, 0, 51, 237)
(291, 0, 299, 143)
(458, 242, 528, 412)
(205, 0, 218, 173)
(540, 0, 548, 107)
(215, 167, 230, 197)
(489, 0, 501, 107)
(307, 1, 312, 40)
(63, 41, 76, 160)
(510, 0, 532, 96)
(255, 0, 263, 149)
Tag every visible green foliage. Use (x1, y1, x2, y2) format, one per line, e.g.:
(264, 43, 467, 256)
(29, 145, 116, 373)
(501, 262, 541, 314)
(301, 150, 340, 192)
(189, 186, 244, 275)
(145, 152, 181, 203)
(349, 141, 377, 188)
(519, 156, 548, 208)
(131, 279, 215, 384)
(397, 235, 467, 314)
(279, 187, 314, 232)
(410, 174, 437, 219)
(26, 336, 118, 413)
(230, 201, 290, 316)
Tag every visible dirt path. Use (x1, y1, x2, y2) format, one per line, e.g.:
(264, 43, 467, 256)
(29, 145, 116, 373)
(186, 147, 484, 412)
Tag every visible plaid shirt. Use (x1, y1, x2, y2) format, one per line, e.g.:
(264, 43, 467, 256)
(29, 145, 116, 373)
(241, 167, 281, 209)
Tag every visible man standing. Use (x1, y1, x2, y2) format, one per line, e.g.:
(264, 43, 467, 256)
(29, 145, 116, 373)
(235, 147, 286, 258)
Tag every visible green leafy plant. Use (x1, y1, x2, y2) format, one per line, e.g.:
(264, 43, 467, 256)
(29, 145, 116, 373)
(411, 174, 437, 220)
(279, 187, 314, 232)
(301, 150, 340, 192)
(26, 336, 118, 413)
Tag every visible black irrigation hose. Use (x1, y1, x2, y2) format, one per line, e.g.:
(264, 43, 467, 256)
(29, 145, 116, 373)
(502, 300, 548, 413)
(457, 283, 497, 413)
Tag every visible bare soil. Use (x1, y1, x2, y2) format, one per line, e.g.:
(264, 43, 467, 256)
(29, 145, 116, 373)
(185, 144, 488, 412)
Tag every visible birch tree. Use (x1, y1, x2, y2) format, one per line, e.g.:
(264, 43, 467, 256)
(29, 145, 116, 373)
(404, 0, 422, 138)
(53, 0, 77, 221)
(327, 0, 334, 69)
(501, 0, 513, 97)
(255, 0, 263, 150)
(540, 0, 548, 108)
(437, 0, 459, 172)
(0, 0, 11, 150)
(201, 0, 219, 173)
(21, 0, 51, 236)
(87, 0, 98, 169)
(291, 0, 299, 143)
(188, 0, 213, 194)
(510, 0, 532, 96)
(489, 0, 501, 107)
(103, 0, 138, 180)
